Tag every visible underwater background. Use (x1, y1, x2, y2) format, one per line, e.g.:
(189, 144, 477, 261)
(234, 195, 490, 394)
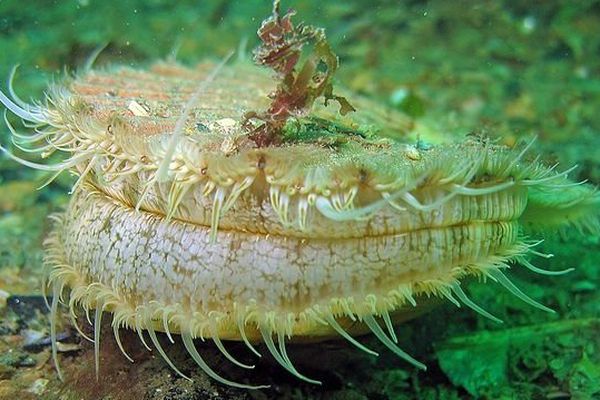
(0, 0, 598, 399)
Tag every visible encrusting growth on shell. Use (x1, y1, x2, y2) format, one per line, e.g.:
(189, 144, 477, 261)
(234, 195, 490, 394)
(1, 0, 599, 390)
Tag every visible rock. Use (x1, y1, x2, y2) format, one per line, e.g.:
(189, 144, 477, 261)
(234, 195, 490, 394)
(27, 378, 49, 395)
(0, 289, 9, 310)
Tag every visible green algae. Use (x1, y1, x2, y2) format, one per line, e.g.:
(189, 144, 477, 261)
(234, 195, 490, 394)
(435, 319, 599, 398)
(280, 117, 377, 146)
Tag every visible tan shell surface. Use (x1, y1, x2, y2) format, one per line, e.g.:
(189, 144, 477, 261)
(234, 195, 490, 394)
(68, 60, 414, 146)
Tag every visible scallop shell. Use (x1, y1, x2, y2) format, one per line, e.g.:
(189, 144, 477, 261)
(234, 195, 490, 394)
(1, 59, 598, 388)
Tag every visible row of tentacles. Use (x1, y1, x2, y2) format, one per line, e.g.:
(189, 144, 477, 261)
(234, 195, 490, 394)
(43, 210, 565, 389)
(0, 74, 582, 240)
